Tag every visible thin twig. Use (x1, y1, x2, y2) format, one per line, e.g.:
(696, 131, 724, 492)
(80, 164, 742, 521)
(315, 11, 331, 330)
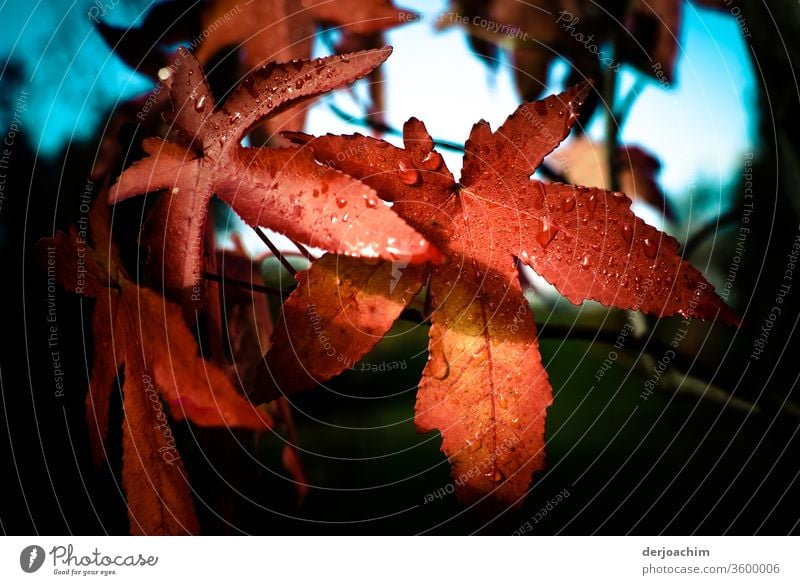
(603, 36, 621, 193)
(202, 271, 285, 297)
(254, 227, 297, 276)
(290, 238, 315, 261)
(613, 79, 643, 130)
(327, 102, 465, 152)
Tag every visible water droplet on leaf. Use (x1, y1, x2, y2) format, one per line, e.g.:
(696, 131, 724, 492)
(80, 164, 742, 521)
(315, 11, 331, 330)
(644, 238, 658, 258)
(621, 224, 632, 247)
(536, 217, 559, 248)
(429, 351, 450, 380)
(398, 160, 420, 185)
(421, 151, 443, 171)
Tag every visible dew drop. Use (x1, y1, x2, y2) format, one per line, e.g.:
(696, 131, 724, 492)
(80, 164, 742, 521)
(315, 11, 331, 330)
(561, 195, 575, 212)
(228, 111, 242, 124)
(585, 193, 597, 216)
(581, 255, 590, 268)
(611, 191, 628, 207)
(621, 224, 632, 247)
(336, 197, 347, 208)
(486, 468, 504, 482)
(312, 189, 319, 198)
(429, 351, 450, 380)
(421, 151, 443, 171)
(510, 418, 521, 429)
(398, 160, 420, 185)
(244, 77, 259, 99)
(536, 217, 559, 248)
(341, 213, 349, 223)
(644, 238, 658, 258)
(193, 95, 206, 112)
(467, 439, 482, 453)
(295, 78, 304, 90)
(157, 67, 172, 81)
(497, 393, 508, 409)
(330, 215, 338, 224)
(364, 196, 378, 208)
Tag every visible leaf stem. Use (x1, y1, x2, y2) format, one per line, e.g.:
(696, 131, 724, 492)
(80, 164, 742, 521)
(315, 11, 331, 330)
(202, 271, 285, 297)
(289, 238, 315, 261)
(254, 227, 297, 276)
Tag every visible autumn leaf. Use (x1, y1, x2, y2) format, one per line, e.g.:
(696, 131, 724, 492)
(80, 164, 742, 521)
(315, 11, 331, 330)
(111, 46, 439, 297)
(251, 254, 427, 400)
(39, 198, 271, 534)
(98, 0, 415, 143)
(216, 238, 274, 378)
(256, 82, 737, 507)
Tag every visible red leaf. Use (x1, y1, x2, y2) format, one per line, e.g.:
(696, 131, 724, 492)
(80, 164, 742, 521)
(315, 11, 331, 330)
(112, 47, 439, 295)
(251, 254, 427, 401)
(216, 241, 273, 379)
(38, 198, 272, 534)
(274, 83, 736, 506)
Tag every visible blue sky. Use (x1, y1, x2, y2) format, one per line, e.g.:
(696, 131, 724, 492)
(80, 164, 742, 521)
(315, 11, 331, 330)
(1, 0, 756, 222)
